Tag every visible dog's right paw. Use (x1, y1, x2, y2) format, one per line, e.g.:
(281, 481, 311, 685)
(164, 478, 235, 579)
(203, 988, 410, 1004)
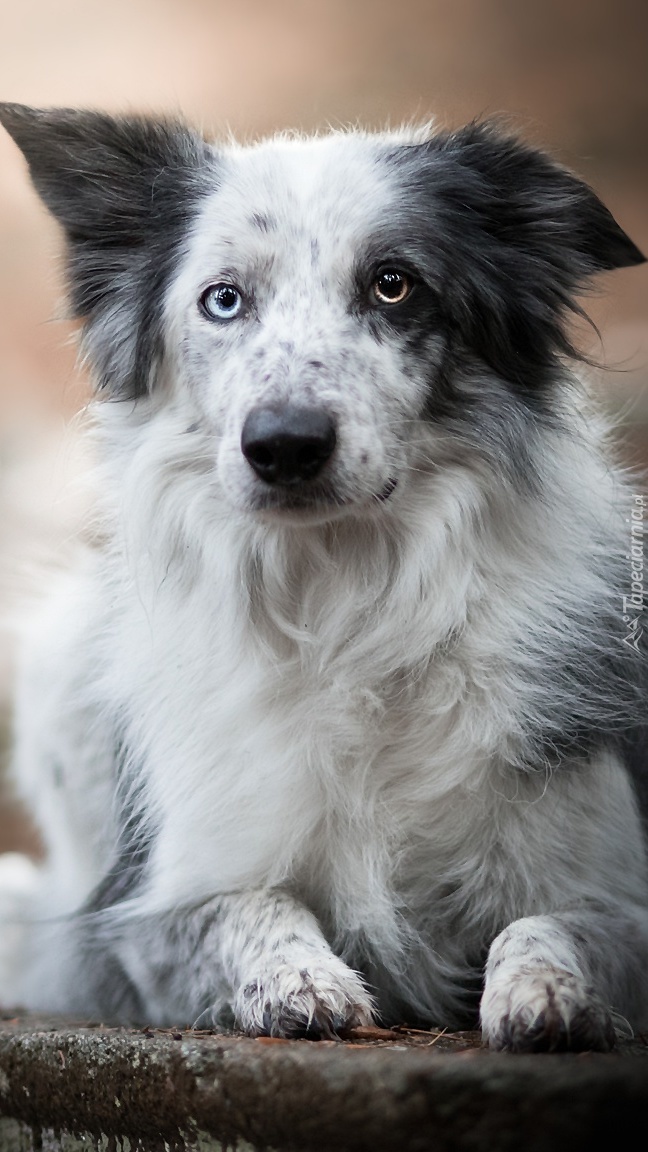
(234, 955, 375, 1038)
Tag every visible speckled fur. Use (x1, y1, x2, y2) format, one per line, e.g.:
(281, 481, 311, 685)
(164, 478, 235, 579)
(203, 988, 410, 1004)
(0, 105, 646, 1050)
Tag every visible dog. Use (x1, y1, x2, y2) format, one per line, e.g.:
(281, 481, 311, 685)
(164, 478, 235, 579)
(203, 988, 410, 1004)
(0, 102, 645, 1052)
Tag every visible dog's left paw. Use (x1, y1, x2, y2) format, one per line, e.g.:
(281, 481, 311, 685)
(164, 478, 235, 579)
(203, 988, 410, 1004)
(480, 965, 616, 1052)
(234, 955, 375, 1039)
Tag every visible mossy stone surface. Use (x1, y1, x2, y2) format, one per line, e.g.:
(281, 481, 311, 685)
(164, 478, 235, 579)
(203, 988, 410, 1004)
(0, 1016, 647, 1150)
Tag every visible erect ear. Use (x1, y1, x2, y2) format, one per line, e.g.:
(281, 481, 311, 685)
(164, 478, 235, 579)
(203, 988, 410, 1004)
(400, 122, 645, 397)
(0, 103, 212, 397)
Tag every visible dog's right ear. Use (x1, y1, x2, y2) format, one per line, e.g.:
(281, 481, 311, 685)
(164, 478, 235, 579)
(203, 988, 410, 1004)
(0, 103, 212, 397)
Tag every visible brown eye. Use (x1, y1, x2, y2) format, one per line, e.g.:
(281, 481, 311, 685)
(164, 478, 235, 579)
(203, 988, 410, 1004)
(372, 269, 412, 305)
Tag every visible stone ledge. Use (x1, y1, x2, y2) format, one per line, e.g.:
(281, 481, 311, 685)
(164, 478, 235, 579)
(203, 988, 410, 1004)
(0, 1016, 647, 1151)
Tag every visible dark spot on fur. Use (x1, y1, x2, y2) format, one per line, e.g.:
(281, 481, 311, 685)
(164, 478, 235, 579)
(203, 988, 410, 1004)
(251, 213, 275, 233)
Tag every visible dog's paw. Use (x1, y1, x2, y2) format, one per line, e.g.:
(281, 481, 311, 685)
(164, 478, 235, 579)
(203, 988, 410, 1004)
(480, 965, 616, 1052)
(234, 955, 375, 1038)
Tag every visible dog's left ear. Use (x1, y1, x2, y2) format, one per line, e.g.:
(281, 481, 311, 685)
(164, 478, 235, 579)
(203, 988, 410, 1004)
(0, 102, 212, 397)
(406, 123, 645, 393)
(435, 122, 644, 273)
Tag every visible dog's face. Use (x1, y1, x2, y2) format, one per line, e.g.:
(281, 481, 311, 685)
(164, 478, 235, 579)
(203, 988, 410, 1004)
(0, 105, 644, 524)
(166, 134, 448, 520)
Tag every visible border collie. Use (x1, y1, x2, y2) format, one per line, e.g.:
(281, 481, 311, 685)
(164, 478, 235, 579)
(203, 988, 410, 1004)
(0, 103, 645, 1051)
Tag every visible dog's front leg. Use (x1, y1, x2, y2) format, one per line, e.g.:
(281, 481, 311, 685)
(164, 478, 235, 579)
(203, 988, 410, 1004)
(110, 888, 375, 1037)
(223, 889, 376, 1037)
(481, 905, 648, 1052)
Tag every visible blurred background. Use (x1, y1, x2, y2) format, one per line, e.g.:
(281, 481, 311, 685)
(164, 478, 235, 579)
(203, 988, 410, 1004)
(0, 0, 646, 853)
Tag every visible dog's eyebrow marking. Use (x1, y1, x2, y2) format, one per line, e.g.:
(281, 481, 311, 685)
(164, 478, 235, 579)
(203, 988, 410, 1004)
(250, 212, 276, 233)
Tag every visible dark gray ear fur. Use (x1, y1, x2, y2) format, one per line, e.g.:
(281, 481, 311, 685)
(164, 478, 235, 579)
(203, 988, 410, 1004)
(0, 103, 213, 397)
(391, 122, 645, 396)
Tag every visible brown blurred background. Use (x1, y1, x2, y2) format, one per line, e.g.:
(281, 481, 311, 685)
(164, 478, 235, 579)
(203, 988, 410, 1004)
(0, 0, 646, 853)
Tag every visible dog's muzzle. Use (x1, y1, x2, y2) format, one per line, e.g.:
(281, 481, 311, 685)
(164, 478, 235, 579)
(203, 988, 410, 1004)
(241, 405, 337, 486)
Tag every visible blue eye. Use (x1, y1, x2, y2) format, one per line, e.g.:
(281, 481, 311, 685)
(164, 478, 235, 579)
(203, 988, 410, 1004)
(199, 283, 243, 321)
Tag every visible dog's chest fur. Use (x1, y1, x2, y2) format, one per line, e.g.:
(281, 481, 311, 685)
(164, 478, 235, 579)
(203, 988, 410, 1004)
(97, 430, 638, 992)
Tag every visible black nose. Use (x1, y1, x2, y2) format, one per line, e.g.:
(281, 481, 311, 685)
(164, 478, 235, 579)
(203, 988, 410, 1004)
(241, 405, 337, 485)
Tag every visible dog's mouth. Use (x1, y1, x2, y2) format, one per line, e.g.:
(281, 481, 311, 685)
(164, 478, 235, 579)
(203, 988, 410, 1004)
(374, 478, 398, 502)
(249, 476, 398, 521)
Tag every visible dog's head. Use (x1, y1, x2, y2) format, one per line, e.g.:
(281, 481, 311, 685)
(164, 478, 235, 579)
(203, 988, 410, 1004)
(0, 104, 643, 524)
